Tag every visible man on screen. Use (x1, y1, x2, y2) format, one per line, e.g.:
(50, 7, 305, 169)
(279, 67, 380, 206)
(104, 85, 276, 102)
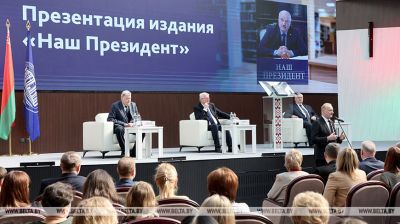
(193, 92, 232, 153)
(258, 10, 307, 59)
(107, 90, 141, 157)
(284, 93, 316, 145)
(311, 103, 345, 167)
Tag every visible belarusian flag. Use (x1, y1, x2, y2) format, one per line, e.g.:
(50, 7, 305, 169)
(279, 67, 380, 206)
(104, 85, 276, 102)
(0, 20, 16, 140)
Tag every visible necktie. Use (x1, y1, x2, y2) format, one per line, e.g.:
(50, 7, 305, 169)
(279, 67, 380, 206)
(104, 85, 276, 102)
(281, 33, 286, 46)
(299, 104, 310, 121)
(207, 109, 217, 125)
(328, 120, 335, 134)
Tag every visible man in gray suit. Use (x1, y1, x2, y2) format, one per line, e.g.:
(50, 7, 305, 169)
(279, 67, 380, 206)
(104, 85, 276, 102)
(107, 90, 140, 157)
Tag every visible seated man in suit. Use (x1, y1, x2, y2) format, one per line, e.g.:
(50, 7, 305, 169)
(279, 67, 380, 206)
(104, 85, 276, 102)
(193, 92, 232, 153)
(359, 140, 384, 174)
(258, 10, 307, 58)
(314, 143, 340, 184)
(39, 151, 86, 194)
(284, 92, 316, 145)
(115, 157, 137, 188)
(311, 103, 345, 167)
(107, 90, 143, 157)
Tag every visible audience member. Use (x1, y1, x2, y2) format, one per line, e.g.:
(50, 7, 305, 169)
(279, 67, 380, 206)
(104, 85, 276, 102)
(0, 170, 30, 207)
(115, 157, 136, 188)
(125, 181, 158, 221)
(359, 140, 384, 174)
(72, 196, 118, 224)
(82, 169, 122, 204)
(311, 103, 344, 167)
(200, 194, 235, 224)
(31, 182, 73, 224)
(380, 146, 400, 189)
(291, 191, 330, 224)
(338, 218, 367, 224)
(284, 93, 316, 145)
(0, 166, 7, 193)
(193, 92, 233, 153)
(324, 148, 367, 207)
(207, 167, 250, 213)
(191, 215, 219, 224)
(314, 143, 340, 183)
(40, 151, 86, 194)
(154, 163, 188, 200)
(267, 149, 308, 204)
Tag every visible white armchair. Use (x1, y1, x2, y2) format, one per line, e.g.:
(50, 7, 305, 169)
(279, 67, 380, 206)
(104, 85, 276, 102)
(179, 113, 224, 152)
(282, 118, 308, 147)
(82, 113, 136, 158)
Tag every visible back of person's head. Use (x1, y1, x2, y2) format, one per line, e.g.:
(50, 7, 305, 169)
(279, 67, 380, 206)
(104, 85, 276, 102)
(154, 163, 178, 199)
(117, 157, 136, 178)
(0, 166, 7, 188)
(384, 146, 400, 173)
(292, 191, 329, 224)
(336, 148, 359, 178)
(207, 167, 238, 202)
(285, 149, 303, 171)
(127, 181, 156, 207)
(60, 151, 81, 173)
(200, 194, 235, 224)
(42, 182, 73, 217)
(361, 140, 376, 157)
(72, 196, 118, 224)
(0, 170, 30, 207)
(126, 181, 157, 220)
(83, 169, 120, 203)
(325, 143, 340, 159)
(192, 215, 219, 224)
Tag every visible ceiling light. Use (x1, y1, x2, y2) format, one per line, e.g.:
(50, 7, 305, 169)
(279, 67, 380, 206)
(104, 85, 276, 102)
(326, 3, 335, 7)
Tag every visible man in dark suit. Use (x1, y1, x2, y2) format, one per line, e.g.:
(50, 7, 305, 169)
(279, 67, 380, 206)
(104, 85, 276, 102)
(284, 93, 316, 145)
(193, 92, 232, 153)
(258, 10, 307, 58)
(115, 157, 137, 188)
(314, 143, 340, 184)
(39, 151, 86, 194)
(311, 103, 345, 167)
(359, 140, 384, 174)
(107, 90, 141, 157)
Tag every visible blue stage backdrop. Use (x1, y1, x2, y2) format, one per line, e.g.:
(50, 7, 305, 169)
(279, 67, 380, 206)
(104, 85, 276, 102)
(0, 0, 324, 93)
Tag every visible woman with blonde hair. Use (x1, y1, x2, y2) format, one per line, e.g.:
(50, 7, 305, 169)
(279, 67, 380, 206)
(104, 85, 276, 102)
(292, 191, 330, 224)
(267, 149, 308, 203)
(72, 196, 118, 224)
(324, 148, 367, 207)
(154, 163, 188, 200)
(0, 170, 30, 207)
(200, 194, 235, 224)
(125, 181, 158, 221)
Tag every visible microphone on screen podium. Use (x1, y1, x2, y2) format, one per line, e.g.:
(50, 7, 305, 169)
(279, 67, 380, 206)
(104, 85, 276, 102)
(333, 116, 344, 122)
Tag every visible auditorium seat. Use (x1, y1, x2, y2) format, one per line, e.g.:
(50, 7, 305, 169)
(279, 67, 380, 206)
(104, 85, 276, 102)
(366, 168, 384, 181)
(0, 213, 46, 224)
(345, 180, 390, 224)
(82, 113, 136, 158)
(127, 217, 180, 224)
(157, 198, 199, 221)
(116, 186, 131, 205)
(179, 113, 225, 152)
(282, 118, 308, 147)
(262, 174, 324, 224)
(388, 182, 400, 224)
(235, 213, 273, 224)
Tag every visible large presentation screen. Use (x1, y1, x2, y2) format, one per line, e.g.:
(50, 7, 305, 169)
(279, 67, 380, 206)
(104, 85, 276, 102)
(0, 0, 336, 93)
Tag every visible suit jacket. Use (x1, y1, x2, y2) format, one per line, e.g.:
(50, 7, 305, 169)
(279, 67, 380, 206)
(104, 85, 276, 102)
(311, 116, 342, 160)
(323, 169, 367, 207)
(284, 103, 315, 121)
(40, 173, 86, 194)
(267, 171, 308, 204)
(107, 100, 139, 129)
(314, 160, 336, 184)
(359, 157, 384, 175)
(115, 178, 136, 188)
(258, 24, 307, 58)
(193, 103, 229, 125)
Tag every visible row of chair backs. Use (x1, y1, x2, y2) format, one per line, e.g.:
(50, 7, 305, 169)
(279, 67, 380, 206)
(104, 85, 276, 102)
(366, 168, 384, 181)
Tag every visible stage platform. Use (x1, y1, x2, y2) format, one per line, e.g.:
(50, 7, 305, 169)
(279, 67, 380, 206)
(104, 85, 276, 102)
(1, 141, 396, 206)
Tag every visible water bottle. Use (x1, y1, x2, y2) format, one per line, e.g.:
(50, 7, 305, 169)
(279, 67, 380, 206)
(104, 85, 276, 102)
(230, 112, 234, 124)
(132, 113, 138, 126)
(136, 113, 142, 126)
(233, 113, 238, 124)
